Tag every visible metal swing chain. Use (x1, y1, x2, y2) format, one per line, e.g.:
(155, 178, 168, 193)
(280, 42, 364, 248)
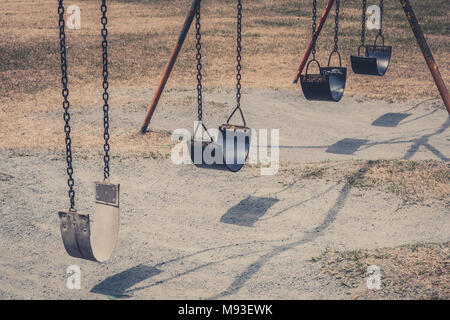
(192, 1, 213, 141)
(57, 0, 111, 209)
(235, 0, 244, 124)
(378, 0, 384, 37)
(311, 0, 317, 60)
(101, 0, 111, 180)
(58, 0, 76, 210)
(361, 0, 367, 47)
(327, 0, 342, 67)
(195, 1, 203, 122)
(333, 0, 340, 53)
(226, 0, 246, 126)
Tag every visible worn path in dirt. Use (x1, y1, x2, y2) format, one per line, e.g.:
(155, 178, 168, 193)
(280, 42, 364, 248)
(0, 88, 448, 299)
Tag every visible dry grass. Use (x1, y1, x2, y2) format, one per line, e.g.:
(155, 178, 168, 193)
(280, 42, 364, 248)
(0, 0, 449, 153)
(348, 160, 450, 206)
(1, 0, 449, 102)
(313, 242, 450, 299)
(279, 160, 450, 206)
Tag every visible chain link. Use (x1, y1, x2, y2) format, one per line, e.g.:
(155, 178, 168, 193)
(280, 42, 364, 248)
(195, 1, 203, 122)
(361, 0, 367, 46)
(101, 0, 110, 180)
(235, 0, 242, 114)
(378, 0, 383, 36)
(225, 0, 246, 126)
(311, 0, 317, 59)
(58, 0, 76, 210)
(333, 0, 340, 53)
(192, 1, 214, 141)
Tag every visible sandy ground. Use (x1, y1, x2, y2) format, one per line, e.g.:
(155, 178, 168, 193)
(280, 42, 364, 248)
(0, 88, 449, 299)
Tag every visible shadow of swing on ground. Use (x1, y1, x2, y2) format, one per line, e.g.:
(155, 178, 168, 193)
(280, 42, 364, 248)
(220, 196, 280, 227)
(209, 163, 376, 299)
(90, 265, 162, 298)
(326, 138, 369, 155)
(371, 113, 411, 127)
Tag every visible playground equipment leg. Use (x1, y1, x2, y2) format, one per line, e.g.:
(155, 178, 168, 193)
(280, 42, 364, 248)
(399, 0, 450, 115)
(141, 0, 201, 134)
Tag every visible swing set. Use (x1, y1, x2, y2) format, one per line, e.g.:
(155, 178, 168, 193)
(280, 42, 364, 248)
(293, 0, 449, 110)
(56, 0, 449, 263)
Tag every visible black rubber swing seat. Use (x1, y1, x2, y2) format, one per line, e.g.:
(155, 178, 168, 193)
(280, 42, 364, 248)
(351, 44, 392, 76)
(187, 124, 251, 172)
(188, 139, 225, 170)
(218, 123, 251, 172)
(300, 58, 347, 102)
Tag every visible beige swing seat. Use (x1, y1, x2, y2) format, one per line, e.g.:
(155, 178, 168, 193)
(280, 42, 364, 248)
(58, 182, 119, 262)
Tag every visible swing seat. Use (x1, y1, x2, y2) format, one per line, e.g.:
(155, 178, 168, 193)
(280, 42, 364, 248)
(351, 45, 392, 76)
(218, 124, 251, 172)
(187, 139, 226, 170)
(300, 66, 347, 102)
(58, 181, 120, 262)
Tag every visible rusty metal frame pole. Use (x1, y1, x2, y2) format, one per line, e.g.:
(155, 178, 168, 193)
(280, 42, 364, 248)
(141, 0, 201, 134)
(293, 0, 335, 84)
(399, 0, 450, 115)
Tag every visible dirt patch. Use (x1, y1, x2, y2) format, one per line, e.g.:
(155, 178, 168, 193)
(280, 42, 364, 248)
(313, 242, 450, 299)
(1, 149, 449, 299)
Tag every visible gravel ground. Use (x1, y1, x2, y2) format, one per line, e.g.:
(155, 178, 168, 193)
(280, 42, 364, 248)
(0, 88, 448, 299)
